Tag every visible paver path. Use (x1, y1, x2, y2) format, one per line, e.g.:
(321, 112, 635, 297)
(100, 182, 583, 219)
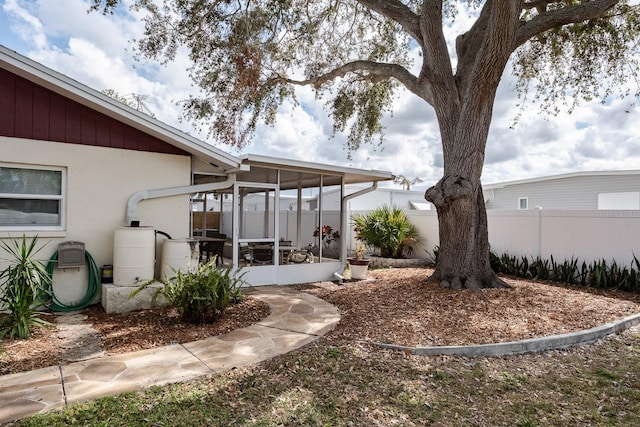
(0, 286, 341, 423)
(55, 312, 105, 362)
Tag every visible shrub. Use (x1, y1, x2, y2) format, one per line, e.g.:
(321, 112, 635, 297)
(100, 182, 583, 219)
(0, 235, 52, 339)
(312, 225, 341, 258)
(130, 260, 246, 324)
(351, 205, 420, 258)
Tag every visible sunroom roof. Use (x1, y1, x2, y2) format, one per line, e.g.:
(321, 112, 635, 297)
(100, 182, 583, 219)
(238, 154, 393, 190)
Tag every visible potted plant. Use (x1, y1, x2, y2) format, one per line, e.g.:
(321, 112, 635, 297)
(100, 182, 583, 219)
(348, 242, 370, 280)
(312, 225, 341, 259)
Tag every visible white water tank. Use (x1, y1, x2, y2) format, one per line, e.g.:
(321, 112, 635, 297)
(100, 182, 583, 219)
(113, 226, 155, 286)
(160, 239, 199, 281)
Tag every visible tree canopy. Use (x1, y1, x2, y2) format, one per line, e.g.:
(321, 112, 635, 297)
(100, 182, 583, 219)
(91, 0, 640, 151)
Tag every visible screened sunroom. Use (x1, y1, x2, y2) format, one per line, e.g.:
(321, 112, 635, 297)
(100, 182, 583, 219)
(190, 154, 393, 286)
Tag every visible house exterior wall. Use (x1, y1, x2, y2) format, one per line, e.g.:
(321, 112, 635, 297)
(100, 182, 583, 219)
(1, 136, 191, 304)
(484, 174, 640, 210)
(312, 187, 430, 211)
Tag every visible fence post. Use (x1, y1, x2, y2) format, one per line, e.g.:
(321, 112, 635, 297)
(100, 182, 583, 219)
(534, 206, 542, 259)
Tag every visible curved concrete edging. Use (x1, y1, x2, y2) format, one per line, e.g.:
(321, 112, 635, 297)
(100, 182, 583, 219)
(379, 313, 640, 357)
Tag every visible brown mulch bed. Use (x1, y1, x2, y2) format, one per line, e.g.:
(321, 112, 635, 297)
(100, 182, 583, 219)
(0, 296, 271, 376)
(2, 267, 640, 376)
(298, 268, 640, 347)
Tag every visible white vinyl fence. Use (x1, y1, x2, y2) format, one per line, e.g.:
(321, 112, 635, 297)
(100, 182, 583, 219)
(221, 210, 341, 249)
(223, 209, 640, 268)
(403, 209, 640, 268)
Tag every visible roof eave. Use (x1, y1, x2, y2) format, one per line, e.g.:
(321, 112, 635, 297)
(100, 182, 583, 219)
(483, 169, 640, 190)
(240, 153, 394, 185)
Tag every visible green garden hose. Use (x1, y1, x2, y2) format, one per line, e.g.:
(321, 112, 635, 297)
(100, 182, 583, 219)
(46, 250, 100, 312)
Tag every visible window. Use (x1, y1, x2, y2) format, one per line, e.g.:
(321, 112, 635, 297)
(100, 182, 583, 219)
(518, 197, 528, 210)
(0, 164, 65, 229)
(597, 192, 640, 210)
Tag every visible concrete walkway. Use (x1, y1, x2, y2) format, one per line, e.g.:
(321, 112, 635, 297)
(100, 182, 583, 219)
(0, 286, 341, 424)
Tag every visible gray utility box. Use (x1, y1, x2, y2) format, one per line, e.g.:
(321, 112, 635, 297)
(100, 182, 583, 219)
(57, 241, 86, 268)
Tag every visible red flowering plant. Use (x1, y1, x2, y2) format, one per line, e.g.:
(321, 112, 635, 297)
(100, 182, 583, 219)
(313, 225, 340, 246)
(312, 225, 341, 258)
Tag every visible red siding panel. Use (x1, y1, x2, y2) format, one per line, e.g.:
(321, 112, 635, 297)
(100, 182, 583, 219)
(14, 77, 33, 139)
(123, 125, 138, 150)
(65, 101, 82, 144)
(0, 69, 15, 136)
(95, 114, 110, 146)
(110, 120, 125, 148)
(81, 106, 97, 145)
(49, 94, 66, 142)
(1, 70, 189, 157)
(137, 132, 152, 152)
(32, 85, 50, 140)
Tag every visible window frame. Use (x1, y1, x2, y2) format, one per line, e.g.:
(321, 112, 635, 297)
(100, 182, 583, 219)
(0, 163, 67, 232)
(518, 197, 528, 210)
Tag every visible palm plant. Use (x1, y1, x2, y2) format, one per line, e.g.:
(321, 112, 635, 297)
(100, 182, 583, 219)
(393, 175, 424, 191)
(0, 235, 52, 339)
(351, 205, 420, 258)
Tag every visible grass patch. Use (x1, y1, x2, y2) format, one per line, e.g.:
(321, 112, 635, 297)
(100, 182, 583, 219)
(13, 327, 640, 426)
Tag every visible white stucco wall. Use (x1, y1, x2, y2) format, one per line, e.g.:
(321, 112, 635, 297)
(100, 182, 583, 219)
(0, 137, 192, 305)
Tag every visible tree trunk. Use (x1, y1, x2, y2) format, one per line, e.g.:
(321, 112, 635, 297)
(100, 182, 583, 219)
(426, 175, 507, 290)
(419, 1, 521, 291)
(425, 95, 509, 291)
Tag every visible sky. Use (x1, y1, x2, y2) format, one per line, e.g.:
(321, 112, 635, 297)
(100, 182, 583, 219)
(1, 0, 640, 191)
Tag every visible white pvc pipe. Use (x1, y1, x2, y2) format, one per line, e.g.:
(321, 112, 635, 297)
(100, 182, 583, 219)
(339, 181, 378, 262)
(126, 175, 236, 224)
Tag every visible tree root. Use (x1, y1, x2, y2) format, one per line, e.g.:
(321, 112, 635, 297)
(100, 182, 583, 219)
(433, 273, 511, 291)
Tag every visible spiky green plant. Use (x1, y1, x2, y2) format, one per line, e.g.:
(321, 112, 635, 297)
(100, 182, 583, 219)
(0, 235, 52, 339)
(490, 250, 640, 293)
(130, 260, 245, 324)
(350, 205, 420, 258)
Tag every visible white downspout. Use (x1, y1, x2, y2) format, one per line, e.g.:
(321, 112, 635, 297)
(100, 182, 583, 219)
(339, 181, 378, 263)
(126, 175, 236, 224)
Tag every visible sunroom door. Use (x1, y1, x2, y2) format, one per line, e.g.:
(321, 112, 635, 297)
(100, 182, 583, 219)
(233, 181, 279, 285)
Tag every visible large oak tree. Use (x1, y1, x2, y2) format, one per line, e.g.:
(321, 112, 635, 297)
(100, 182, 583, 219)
(93, 0, 640, 290)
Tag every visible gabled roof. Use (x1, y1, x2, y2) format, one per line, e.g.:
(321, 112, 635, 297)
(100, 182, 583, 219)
(483, 170, 640, 190)
(0, 45, 241, 173)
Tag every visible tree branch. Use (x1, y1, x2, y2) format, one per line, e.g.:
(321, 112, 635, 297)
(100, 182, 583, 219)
(455, 0, 495, 97)
(356, 0, 422, 46)
(412, 0, 457, 110)
(453, 0, 522, 109)
(275, 60, 431, 102)
(516, 0, 620, 47)
(524, 0, 552, 14)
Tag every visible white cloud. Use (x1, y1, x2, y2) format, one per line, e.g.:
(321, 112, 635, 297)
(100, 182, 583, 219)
(2, 0, 47, 49)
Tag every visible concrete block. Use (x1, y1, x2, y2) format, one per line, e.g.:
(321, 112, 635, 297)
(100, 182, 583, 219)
(101, 283, 167, 313)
